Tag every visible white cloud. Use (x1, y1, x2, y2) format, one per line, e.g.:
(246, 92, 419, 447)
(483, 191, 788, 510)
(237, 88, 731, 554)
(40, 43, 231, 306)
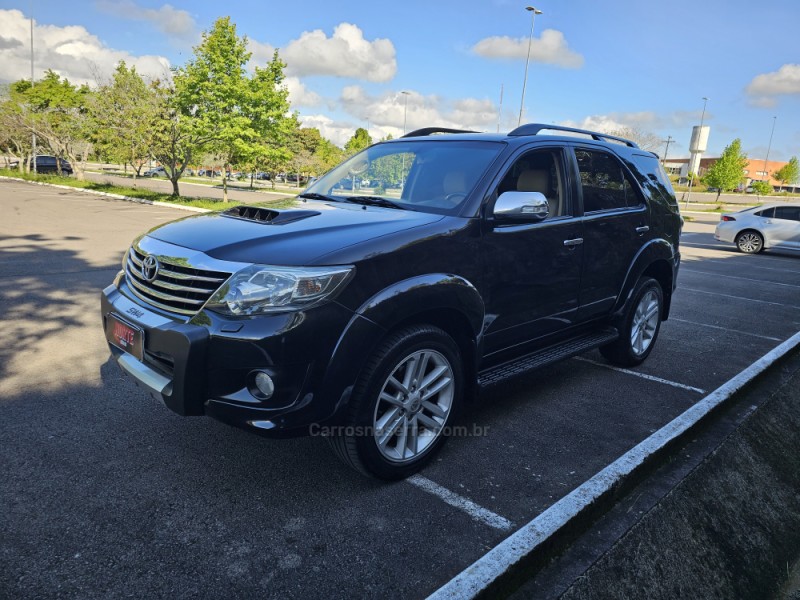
(248, 39, 276, 65)
(298, 114, 363, 147)
(338, 85, 498, 134)
(472, 29, 584, 69)
(0, 9, 170, 86)
(562, 110, 709, 133)
(746, 64, 800, 106)
(281, 23, 396, 82)
(96, 1, 197, 37)
(284, 77, 323, 108)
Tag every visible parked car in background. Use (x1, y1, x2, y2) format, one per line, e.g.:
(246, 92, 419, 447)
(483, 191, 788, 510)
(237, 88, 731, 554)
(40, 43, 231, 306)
(715, 203, 800, 254)
(34, 155, 73, 175)
(144, 166, 168, 178)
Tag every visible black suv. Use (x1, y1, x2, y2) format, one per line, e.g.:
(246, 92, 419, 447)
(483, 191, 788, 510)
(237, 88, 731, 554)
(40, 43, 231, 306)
(34, 155, 73, 175)
(101, 124, 681, 479)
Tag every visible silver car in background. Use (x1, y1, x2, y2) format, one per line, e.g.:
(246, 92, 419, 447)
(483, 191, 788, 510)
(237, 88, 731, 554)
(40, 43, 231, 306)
(715, 203, 800, 254)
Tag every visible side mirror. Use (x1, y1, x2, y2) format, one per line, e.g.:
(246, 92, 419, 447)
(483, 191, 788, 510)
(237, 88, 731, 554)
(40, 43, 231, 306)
(493, 191, 549, 221)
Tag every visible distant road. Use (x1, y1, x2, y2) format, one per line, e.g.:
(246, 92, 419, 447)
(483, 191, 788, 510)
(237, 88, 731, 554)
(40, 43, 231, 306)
(84, 170, 300, 204)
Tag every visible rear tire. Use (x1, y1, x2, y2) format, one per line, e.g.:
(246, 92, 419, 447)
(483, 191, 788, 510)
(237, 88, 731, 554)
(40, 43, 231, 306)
(600, 277, 663, 367)
(327, 325, 463, 480)
(735, 230, 764, 254)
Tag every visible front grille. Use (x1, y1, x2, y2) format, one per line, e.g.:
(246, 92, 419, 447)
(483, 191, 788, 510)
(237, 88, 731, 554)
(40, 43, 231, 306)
(125, 247, 230, 316)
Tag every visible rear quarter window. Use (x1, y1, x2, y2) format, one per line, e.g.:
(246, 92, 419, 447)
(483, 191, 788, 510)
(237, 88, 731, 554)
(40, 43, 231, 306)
(629, 154, 678, 209)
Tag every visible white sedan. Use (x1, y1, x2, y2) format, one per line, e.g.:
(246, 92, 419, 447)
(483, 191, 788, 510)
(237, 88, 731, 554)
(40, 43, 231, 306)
(715, 203, 800, 254)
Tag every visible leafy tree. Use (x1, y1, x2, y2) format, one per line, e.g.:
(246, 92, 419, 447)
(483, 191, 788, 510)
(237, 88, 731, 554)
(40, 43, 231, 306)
(90, 62, 159, 182)
(169, 18, 293, 201)
(0, 90, 34, 172)
(750, 180, 772, 195)
(344, 127, 372, 156)
(12, 71, 94, 179)
(702, 138, 748, 202)
(774, 156, 799, 192)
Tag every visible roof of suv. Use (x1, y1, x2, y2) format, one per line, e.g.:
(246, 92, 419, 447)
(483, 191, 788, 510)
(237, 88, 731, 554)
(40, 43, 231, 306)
(392, 123, 657, 159)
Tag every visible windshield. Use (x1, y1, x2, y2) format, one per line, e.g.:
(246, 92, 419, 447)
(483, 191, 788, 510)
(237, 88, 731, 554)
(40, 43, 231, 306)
(304, 140, 503, 215)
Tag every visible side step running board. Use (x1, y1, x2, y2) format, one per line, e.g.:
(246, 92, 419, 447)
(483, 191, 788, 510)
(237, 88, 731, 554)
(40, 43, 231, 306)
(478, 329, 619, 389)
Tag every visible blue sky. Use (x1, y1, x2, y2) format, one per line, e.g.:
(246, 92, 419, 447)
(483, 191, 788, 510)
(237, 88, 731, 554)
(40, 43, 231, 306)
(1, 0, 798, 160)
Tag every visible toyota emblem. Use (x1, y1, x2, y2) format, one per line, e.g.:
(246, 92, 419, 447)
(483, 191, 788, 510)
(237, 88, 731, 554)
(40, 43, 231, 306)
(141, 255, 159, 282)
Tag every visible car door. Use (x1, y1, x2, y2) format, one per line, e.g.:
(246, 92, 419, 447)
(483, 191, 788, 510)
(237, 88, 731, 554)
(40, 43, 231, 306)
(570, 146, 650, 321)
(480, 146, 583, 357)
(766, 206, 800, 249)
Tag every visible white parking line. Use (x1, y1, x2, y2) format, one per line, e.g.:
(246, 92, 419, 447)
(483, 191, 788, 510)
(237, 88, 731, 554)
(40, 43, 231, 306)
(428, 330, 800, 600)
(681, 256, 800, 275)
(681, 287, 800, 309)
(670, 318, 783, 342)
(680, 268, 800, 289)
(574, 357, 705, 394)
(406, 475, 513, 531)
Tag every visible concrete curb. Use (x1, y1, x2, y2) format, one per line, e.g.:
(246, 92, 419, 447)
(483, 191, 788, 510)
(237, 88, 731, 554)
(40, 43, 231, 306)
(428, 330, 800, 600)
(0, 175, 210, 213)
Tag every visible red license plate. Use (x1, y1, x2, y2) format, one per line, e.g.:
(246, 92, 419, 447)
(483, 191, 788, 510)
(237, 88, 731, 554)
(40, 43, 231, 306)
(106, 313, 144, 361)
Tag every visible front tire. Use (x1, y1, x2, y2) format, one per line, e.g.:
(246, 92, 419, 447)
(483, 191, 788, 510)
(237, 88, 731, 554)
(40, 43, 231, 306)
(600, 277, 663, 367)
(735, 230, 764, 254)
(327, 325, 463, 480)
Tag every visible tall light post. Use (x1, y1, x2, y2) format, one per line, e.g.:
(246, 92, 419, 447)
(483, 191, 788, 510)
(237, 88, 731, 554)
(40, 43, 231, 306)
(30, 4, 37, 174)
(684, 96, 708, 208)
(401, 91, 410, 134)
(517, 6, 542, 127)
(762, 115, 777, 183)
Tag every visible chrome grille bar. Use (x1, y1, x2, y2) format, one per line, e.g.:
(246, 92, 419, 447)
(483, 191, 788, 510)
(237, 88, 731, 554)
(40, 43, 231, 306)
(124, 244, 232, 316)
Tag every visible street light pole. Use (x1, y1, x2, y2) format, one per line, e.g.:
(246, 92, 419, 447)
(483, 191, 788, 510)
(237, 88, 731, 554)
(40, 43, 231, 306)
(762, 115, 777, 183)
(401, 91, 410, 134)
(662, 135, 673, 165)
(517, 6, 542, 127)
(30, 3, 37, 174)
(684, 96, 708, 208)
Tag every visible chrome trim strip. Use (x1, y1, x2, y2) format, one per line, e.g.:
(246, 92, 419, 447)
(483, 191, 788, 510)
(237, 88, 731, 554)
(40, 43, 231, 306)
(130, 248, 225, 283)
(125, 283, 197, 316)
(150, 278, 217, 294)
(135, 236, 250, 274)
(117, 353, 173, 396)
(107, 293, 174, 328)
(126, 272, 206, 305)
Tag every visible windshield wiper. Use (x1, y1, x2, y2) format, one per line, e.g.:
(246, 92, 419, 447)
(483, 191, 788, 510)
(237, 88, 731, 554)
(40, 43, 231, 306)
(343, 196, 407, 210)
(297, 192, 337, 202)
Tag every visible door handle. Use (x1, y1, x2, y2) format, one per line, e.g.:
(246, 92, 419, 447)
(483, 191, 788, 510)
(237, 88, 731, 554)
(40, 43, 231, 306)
(563, 238, 584, 247)
(635, 226, 650, 234)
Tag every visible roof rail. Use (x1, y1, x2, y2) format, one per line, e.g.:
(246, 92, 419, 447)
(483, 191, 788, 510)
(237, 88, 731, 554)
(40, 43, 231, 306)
(508, 123, 639, 148)
(402, 127, 478, 138)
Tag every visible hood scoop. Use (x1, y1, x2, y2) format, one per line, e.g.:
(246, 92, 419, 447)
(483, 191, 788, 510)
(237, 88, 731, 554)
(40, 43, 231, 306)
(221, 205, 321, 225)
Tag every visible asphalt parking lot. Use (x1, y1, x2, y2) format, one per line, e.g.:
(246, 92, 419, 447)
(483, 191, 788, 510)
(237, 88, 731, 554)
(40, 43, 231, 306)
(1, 181, 799, 598)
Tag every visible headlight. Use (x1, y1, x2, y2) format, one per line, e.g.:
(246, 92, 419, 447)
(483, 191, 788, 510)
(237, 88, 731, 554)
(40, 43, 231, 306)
(206, 264, 354, 316)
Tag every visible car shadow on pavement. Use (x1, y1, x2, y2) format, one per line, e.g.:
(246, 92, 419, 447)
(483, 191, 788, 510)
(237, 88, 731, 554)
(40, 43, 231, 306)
(0, 233, 117, 386)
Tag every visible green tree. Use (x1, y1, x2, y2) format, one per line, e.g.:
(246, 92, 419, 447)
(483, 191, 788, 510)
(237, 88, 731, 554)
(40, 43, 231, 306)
(90, 62, 159, 182)
(750, 180, 772, 195)
(344, 127, 372, 156)
(774, 156, 799, 192)
(169, 18, 293, 201)
(12, 71, 94, 179)
(702, 138, 748, 202)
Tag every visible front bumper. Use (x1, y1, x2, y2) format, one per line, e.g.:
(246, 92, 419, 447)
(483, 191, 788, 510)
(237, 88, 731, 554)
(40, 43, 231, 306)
(102, 281, 374, 437)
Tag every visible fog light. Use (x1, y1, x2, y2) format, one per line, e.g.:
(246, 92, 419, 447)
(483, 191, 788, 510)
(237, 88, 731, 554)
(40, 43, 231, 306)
(254, 371, 275, 399)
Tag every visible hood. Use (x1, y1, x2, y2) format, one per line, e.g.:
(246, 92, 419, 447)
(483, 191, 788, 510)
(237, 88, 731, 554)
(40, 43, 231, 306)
(145, 199, 444, 265)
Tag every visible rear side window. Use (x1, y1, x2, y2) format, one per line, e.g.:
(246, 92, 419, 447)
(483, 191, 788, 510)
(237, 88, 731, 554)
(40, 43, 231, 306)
(629, 153, 678, 209)
(755, 207, 775, 218)
(774, 206, 800, 222)
(575, 149, 642, 212)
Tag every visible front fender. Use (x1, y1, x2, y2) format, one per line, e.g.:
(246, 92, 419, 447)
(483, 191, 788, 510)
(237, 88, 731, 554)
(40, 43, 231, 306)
(355, 273, 484, 337)
(320, 274, 485, 422)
